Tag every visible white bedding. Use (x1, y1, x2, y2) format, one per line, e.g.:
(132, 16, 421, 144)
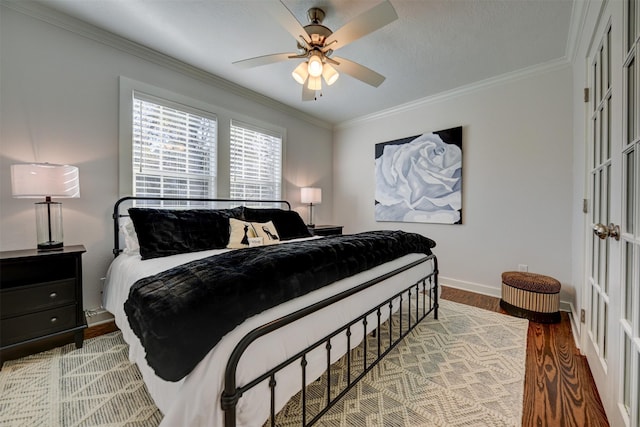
(103, 238, 434, 427)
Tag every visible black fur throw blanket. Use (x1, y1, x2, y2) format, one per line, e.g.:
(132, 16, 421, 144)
(124, 230, 436, 381)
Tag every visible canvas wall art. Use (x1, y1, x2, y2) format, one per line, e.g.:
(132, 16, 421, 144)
(375, 126, 462, 224)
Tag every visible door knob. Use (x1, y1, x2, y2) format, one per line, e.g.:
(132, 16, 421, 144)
(593, 223, 620, 241)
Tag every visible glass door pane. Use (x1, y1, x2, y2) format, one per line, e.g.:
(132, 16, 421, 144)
(589, 30, 612, 364)
(620, 2, 639, 425)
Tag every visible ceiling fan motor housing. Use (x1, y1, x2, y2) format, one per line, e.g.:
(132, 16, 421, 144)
(297, 8, 333, 51)
(303, 24, 332, 48)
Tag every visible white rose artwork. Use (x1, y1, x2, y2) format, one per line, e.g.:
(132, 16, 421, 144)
(375, 127, 463, 224)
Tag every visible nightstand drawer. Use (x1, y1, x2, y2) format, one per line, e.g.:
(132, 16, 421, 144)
(1, 279, 76, 318)
(1, 305, 77, 346)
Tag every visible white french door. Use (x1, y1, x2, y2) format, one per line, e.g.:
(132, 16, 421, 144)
(620, 0, 639, 425)
(584, 1, 640, 426)
(584, 8, 618, 420)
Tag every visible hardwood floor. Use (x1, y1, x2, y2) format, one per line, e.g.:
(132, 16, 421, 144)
(440, 286, 610, 427)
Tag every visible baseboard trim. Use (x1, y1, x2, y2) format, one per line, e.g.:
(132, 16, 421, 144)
(566, 302, 582, 351)
(440, 276, 574, 313)
(84, 308, 115, 327)
(439, 276, 502, 299)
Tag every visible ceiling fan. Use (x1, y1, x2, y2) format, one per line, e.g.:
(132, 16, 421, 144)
(233, 1, 398, 101)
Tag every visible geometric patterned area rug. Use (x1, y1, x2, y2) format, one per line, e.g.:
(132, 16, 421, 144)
(0, 300, 527, 427)
(272, 300, 529, 427)
(0, 332, 162, 427)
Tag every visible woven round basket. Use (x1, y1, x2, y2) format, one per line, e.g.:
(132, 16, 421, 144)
(500, 271, 561, 323)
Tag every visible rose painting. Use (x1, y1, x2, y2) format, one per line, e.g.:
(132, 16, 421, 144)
(375, 126, 462, 224)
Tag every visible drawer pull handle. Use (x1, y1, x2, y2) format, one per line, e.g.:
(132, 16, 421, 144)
(50, 317, 58, 323)
(49, 292, 58, 299)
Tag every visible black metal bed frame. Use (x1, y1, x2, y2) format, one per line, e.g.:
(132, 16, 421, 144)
(112, 196, 438, 427)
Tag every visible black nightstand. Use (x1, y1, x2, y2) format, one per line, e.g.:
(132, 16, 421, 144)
(308, 225, 343, 236)
(0, 245, 87, 365)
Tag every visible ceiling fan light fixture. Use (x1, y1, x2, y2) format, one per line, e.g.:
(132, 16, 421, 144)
(307, 75, 322, 91)
(292, 62, 309, 85)
(308, 53, 323, 77)
(322, 63, 339, 85)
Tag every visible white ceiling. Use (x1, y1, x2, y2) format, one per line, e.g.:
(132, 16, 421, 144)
(34, 0, 574, 125)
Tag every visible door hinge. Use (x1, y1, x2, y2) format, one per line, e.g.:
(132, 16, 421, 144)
(584, 87, 589, 103)
(580, 309, 586, 323)
(583, 198, 588, 214)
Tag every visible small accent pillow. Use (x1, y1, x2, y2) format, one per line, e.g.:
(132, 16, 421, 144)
(252, 221, 280, 245)
(227, 218, 256, 249)
(243, 208, 311, 240)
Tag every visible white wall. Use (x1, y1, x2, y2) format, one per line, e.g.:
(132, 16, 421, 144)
(0, 5, 333, 310)
(333, 65, 575, 304)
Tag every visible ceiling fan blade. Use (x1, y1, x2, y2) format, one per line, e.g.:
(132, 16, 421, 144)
(302, 83, 316, 101)
(265, 0, 312, 47)
(233, 52, 297, 69)
(333, 56, 386, 87)
(324, 1, 398, 51)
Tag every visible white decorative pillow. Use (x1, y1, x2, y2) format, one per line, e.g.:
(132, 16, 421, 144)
(120, 218, 140, 254)
(251, 221, 280, 245)
(227, 218, 256, 249)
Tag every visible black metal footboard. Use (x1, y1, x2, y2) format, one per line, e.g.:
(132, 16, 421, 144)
(221, 254, 439, 427)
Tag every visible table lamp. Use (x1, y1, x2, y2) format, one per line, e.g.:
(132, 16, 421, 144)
(11, 163, 80, 250)
(301, 187, 321, 227)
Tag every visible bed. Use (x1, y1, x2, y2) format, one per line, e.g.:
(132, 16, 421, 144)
(104, 196, 439, 426)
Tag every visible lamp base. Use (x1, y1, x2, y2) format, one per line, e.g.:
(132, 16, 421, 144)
(38, 241, 64, 251)
(35, 200, 64, 251)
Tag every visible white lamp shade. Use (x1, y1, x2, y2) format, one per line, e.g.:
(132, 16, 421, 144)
(322, 64, 339, 86)
(301, 187, 322, 204)
(307, 54, 323, 77)
(307, 75, 322, 91)
(292, 62, 309, 85)
(11, 163, 80, 198)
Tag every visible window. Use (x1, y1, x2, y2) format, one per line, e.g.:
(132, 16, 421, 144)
(230, 120, 282, 201)
(122, 78, 285, 206)
(132, 92, 217, 200)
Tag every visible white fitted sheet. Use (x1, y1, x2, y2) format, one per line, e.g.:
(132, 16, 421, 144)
(103, 240, 434, 427)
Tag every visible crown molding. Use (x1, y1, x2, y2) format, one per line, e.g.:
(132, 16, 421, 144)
(335, 57, 571, 130)
(565, 0, 590, 64)
(0, 0, 332, 130)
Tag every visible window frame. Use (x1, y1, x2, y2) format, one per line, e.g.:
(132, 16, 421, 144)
(119, 77, 287, 200)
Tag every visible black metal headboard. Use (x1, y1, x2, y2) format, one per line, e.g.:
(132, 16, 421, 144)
(112, 196, 292, 256)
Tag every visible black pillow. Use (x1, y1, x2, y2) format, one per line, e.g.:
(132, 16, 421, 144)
(243, 207, 311, 240)
(215, 206, 245, 220)
(129, 208, 241, 260)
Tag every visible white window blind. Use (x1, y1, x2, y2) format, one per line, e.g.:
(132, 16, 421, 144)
(132, 92, 217, 203)
(230, 120, 282, 201)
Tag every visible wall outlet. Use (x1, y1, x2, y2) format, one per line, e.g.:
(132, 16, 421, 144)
(518, 264, 528, 272)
